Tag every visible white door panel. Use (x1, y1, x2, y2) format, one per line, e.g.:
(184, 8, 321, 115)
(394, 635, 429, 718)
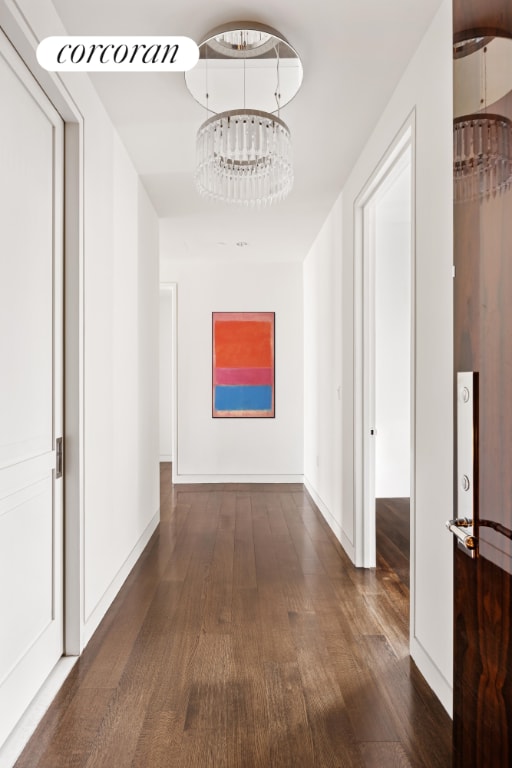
(0, 28, 64, 748)
(0, 478, 53, 682)
(0, 43, 53, 467)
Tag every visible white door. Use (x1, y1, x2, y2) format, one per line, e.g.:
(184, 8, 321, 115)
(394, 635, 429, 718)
(0, 30, 64, 747)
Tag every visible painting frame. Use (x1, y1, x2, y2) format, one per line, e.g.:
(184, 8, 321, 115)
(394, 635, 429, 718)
(212, 311, 275, 418)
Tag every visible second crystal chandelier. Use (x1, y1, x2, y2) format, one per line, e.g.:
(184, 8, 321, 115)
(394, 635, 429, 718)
(453, 35, 512, 203)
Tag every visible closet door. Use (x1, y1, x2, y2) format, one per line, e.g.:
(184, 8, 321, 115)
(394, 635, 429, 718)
(0, 29, 64, 748)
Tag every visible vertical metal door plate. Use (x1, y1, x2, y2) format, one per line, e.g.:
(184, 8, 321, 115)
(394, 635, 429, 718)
(456, 372, 477, 557)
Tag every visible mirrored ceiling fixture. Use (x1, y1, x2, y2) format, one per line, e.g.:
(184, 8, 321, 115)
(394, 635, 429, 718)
(453, 35, 512, 203)
(185, 21, 303, 207)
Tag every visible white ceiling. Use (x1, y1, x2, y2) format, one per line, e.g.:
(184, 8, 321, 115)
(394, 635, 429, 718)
(51, 0, 444, 262)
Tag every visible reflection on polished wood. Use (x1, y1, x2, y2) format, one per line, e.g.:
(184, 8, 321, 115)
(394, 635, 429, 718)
(453, 0, 512, 38)
(15, 465, 450, 767)
(454, 183, 512, 765)
(453, 0, 512, 753)
(376, 498, 410, 590)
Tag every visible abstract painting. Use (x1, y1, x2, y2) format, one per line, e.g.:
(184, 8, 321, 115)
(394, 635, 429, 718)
(212, 312, 275, 418)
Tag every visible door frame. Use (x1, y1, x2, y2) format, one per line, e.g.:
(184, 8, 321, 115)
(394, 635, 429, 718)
(159, 282, 178, 476)
(0, 4, 85, 655)
(353, 112, 416, 570)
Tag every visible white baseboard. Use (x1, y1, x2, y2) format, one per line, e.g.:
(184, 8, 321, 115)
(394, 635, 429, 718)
(0, 656, 78, 768)
(302, 479, 360, 566)
(303, 477, 359, 562)
(83, 509, 160, 646)
(304, 478, 339, 535)
(172, 473, 304, 484)
(159, 455, 173, 462)
(410, 637, 453, 717)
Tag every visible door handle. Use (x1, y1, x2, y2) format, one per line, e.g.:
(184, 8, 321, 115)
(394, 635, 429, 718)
(446, 517, 477, 557)
(55, 436, 63, 479)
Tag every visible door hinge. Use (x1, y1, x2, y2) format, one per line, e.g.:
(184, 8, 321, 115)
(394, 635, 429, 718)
(55, 436, 63, 479)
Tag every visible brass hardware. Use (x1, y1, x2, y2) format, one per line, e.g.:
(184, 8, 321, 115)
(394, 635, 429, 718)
(55, 436, 63, 479)
(446, 517, 478, 558)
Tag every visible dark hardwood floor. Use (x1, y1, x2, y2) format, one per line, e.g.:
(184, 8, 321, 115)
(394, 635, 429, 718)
(15, 467, 451, 767)
(376, 498, 410, 590)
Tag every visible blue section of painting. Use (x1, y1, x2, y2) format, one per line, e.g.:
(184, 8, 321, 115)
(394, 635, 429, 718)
(215, 385, 272, 412)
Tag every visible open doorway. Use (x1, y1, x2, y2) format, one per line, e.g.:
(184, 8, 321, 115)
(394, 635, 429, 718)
(372, 157, 412, 589)
(354, 118, 414, 587)
(159, 283, 177, 478)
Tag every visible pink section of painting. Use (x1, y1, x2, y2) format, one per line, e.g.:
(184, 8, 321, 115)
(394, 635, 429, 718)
(215, 367, 273, 386)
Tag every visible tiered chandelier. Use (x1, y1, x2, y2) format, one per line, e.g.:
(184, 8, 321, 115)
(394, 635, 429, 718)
(185, 22, 303, 207)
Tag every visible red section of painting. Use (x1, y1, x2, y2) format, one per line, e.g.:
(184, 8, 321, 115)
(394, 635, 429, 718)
(213, 313, 274, 369)
(215, 367, 273, 386)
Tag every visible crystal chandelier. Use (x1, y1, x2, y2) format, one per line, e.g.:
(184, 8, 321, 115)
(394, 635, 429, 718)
(185, 22, 303, 207)
(196, 109, 293, 205)
(453, 36, 512, 203)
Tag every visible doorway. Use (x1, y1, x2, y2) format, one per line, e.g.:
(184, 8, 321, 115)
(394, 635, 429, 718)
(354, 119, 415, 577)
(372, 157, 412, 588)
(159, 283, 177, 479)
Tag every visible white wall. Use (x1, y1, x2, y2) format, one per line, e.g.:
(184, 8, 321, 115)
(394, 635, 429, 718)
(303, 0, 453, 714)
(374, 165, 411, 498)
(159, 289, 173, 461)
(84, 128, 159, 631)
(2, 0, 161, 649)
(303, 196, 343, 537)
(160, 256, 303, 482)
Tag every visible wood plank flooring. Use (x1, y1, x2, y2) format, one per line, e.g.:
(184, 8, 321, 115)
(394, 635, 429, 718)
(376, 498, 410, 589)
(15, 466, 451, 767)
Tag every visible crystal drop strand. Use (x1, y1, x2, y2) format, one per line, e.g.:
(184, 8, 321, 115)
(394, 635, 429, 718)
(503, 120, 510, 191)
(455, 123, 462, 188)
(498, 121, 504, 190)
(501, 120, 506, 187)
(221, 116, 227, 167)
(490, 122, 496, 197)
(256, 119, 261, 161)
(250, 171, 256, 206)
(463, 121, 470, 179)
(238, 116, 243, 169)
(242, 118, 248, 164)
(254, 117, 259, 164)
(227, 165, 232, 204)
(249, 118, 254, 163)
(485, 121, 492, 199)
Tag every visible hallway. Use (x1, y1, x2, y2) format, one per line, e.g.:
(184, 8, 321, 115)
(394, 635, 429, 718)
(16, 465, 451, 767)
